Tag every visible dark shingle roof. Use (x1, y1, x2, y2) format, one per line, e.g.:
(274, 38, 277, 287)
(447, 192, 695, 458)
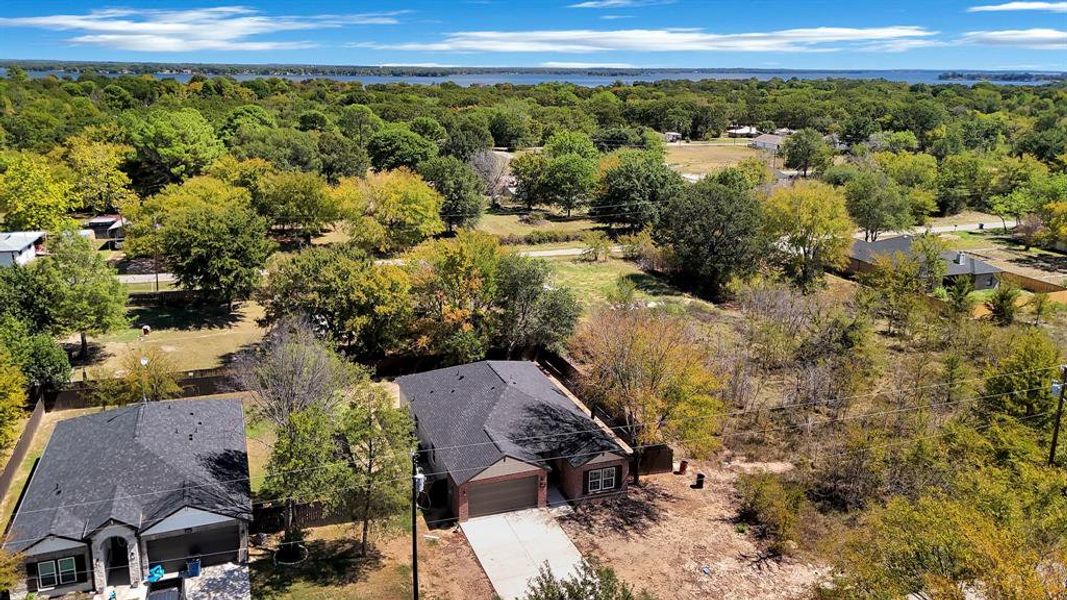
(849, 235, 1001, 277)
(5, 399, 251, 553)
(397, 361, 626, 485)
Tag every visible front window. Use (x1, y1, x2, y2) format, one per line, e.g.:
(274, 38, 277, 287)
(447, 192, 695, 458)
(37, 560, 57, 589)
(58, 557, 77, 585)
(586, 467, 616, 494)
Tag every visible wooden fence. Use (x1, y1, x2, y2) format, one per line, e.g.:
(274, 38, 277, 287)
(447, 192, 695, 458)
(999, 271, 1067, 294)
(47, 366, 242, 411)
(0, 399, 45, 531)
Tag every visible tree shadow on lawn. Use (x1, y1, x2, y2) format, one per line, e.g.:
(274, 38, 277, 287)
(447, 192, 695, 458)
(64, 341, 112, 369)
(1006, 251, 1067, 276)
(560, 481, 675, 539)
(621, 273, 682, 297)
(250, 538, 385, 599)
(127, 303, 242, 332)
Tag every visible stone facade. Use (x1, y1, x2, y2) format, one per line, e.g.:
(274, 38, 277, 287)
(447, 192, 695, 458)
(90, 523, 142, 593)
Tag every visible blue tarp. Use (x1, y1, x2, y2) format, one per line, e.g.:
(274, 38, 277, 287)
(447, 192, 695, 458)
(146, 564, 165, 583)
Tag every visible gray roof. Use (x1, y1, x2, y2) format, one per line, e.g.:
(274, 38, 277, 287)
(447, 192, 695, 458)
(397, 361, 626, 485)
(849, 235, 1001, 277)
(0, 231, 44, 253)
(5, 399, 251, 553)
(753, 133, 783, 145)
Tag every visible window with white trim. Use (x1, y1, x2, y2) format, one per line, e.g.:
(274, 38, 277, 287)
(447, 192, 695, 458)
(58, 557, 77, 585)
(36, 560, 57, 589)
(586, 467, 617, 494)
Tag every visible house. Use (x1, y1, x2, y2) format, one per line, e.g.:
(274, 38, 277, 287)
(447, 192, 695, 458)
(4, 399, 252, 599)
(848, 235, 1001, 290)
(0, 231, 45, 267)
(774, 127, 796, 136)
(663, 131, 683, 142)
(397, 361, 632, 521)
(752, 133, 784, 152)
(726, 126, 760, 138)
(86, 215, 129, 242)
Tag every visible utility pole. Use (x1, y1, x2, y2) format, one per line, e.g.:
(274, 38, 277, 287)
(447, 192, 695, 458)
(1049, 365, 1067, 467)
(411, 453, 424, 600)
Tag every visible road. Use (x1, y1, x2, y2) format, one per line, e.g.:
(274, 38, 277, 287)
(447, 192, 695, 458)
(118, 219, 1009, 285)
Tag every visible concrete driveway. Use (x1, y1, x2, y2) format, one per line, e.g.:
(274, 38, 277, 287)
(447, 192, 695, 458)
(461, 508, 584, 600)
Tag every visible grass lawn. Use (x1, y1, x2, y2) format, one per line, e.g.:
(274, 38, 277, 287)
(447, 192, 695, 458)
(664, 142, 766, 175)
(548, 257, 716, 314)
(74, 301, 267, 379)
(476, 212, 599, 239)
(123, 281, 178, 294)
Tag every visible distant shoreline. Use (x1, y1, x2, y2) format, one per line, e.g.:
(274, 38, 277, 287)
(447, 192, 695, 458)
(1, 60, 1063, 86)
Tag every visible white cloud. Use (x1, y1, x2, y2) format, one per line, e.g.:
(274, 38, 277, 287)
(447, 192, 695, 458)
(540, 61, 637, 68)
(360, 26, 938, 53)
(569, 0, 674, 7)
(960, 28, 1067, 49)
(0, 6, 405, 52)
(967, 2, 1067, 12)
(601, 15, 635, 19)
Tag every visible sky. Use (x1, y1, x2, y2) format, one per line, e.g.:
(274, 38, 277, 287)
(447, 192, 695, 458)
(0, 0, 1063, 71)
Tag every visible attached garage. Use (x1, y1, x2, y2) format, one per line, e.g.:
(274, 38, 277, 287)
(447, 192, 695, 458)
(467, 476, 539, 518)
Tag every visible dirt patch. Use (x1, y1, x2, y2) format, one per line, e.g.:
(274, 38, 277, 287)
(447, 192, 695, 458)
(560, 462, 825, 600)
(665, 143, 767, 176)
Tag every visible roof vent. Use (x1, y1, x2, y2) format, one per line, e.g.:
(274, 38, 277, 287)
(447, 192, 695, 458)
(53, 483, 61, 496)
(955, 252, 966, 265)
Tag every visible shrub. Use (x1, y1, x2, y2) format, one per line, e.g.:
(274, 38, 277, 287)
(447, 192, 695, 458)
(986, 280, 1021, 326)
(736, 472, 806, 555)
(498, 230, 584, 246)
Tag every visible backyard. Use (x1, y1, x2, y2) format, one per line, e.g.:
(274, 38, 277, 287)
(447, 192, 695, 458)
(664, 142, 768, 176)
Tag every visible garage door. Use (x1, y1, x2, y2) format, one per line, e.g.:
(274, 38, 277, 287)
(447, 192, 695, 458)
(467, 476, 539, 518)
(146, 524, 240, 573)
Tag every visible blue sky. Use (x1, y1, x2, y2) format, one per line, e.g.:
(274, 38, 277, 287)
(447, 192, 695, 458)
(0, 1, 1063, 70)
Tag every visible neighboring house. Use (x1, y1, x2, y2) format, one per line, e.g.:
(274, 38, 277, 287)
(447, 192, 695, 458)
(397, 361, 632, 521)
(663, 131, 683, 142)
(86, 215, 128, 242)
(0, 231, 45, 267)
(848, 235, 1001, 290)
(4, 399, 252, 599)
(726, 126, 760, 138)
(752, 133, 783, 152)
(774, 127, 796, 136)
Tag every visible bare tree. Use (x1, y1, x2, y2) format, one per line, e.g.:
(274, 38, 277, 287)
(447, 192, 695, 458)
(469, 150, 510, 207)
(234, 318, 366, 436)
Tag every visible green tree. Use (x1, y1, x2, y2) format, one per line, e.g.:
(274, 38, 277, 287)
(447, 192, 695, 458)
(256, 171, 336, 235)
(330, 387, 414, 556)
(986, 281, 1021, 326)
(0, 153, 74, 230)
(158, 195, 274, 309)
(442, 117, 493, 161)
(946, 274, 977, 319)
(543, 153, 598, 216)
(89, 346, 181, 407)
(408, 116, 447, 142)
(35, 229, 127, 357)
(844, 169, 912, 242)
(0, 315, 69, 390)
(218, 104, 276, 142)
(521, 561, 654, 600)
(337, 170, 444, 254)
(544, 131, 599, 161)
(0, 352, 26, 451)
(781, 128, 833, 176)
(982, 327, 1061, 422)
(124, 108, 224, 191)
(367, 127, 438, 171)
(862, 252, 925, 337)
(494, 255, 581, 357)
(296, 110, 330, 132)
(419, 156, 484, 231)
(64, 136, 138, 213)
(764, 181, 855, 290)
(591, 150, 684, 229)
(259, 245, 412, 355)
(317, 131, 369, 184)
(655, 178, 768, 298)
(337, 105, 384, 146)
(231, 126, 322, 172)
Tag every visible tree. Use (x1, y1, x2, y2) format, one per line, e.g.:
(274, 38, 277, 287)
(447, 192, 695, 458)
(0, 549, 25, 594)
(0, 153, 74, 230)
(764, 182, 855, 290)
(442, 117, 493, 161)
(591, 150, 683, 229)
(544, 131, 599, 161)
(330, 387, 414, 556)
(336, 170, 444, 254)
(256, 171, 336, 235)
(419, 156, 484, 231)
(296, 110, 330, 132)
(337, 104, 384, 146)
(317, 131, 369, 184)
(408, 116, 447, 142)
(543, 153, 598, 216)
(910, 234, 948, 293)
(90, 346, 181, 407)
(469, 150, 510, 206)
(231, 126, 322, 173)
(874, 151, 937, 190)
(844, 169, 912, 242)
(34, 229, 127, 357)
(1026, 292, 1055, 327)
(570, 307, 722, 483)
(521, 561, 655, 600)
(862, 252, 925, 337)
(936, 152, 993, 216)
(945, 275, 977, 319)
(158, 193, 274, 309)
(0, 352, 26, 451)
(985, 281, 1021, 326)
(494, 255, 581, 357)
(64, 136, 138, 213)
(655, 178, 767, 298)
(982, 327, 1061, 422)
(989, 189, 1040, 232)
(0, 315, 69, 390)
(124, 108, 224, 192)
(258, 245, 412, 355)
(218, 104, 276, 142)
(367, 127, 437, 171)
(781, 128, 833, 176)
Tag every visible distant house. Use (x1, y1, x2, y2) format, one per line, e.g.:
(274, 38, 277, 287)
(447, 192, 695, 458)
(0, 231, 45, 267)
(397, 361, 632, 521)
(848, 235, 1001, 290)
(774, 127, 796, 136)
(726, 126, 760, 138)
(4, 399, 252, 599)
(663, 131, 683, 142)
(752, 133, 784, 152)
(86, 215, 128, 241)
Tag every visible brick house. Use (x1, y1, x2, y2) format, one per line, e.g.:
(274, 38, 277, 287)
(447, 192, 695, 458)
(397, 361, 631, 521)
(3, 399, 252, 599)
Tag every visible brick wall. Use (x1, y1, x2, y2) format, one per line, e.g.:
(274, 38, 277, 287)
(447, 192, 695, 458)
(558, 458, 628, 502)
